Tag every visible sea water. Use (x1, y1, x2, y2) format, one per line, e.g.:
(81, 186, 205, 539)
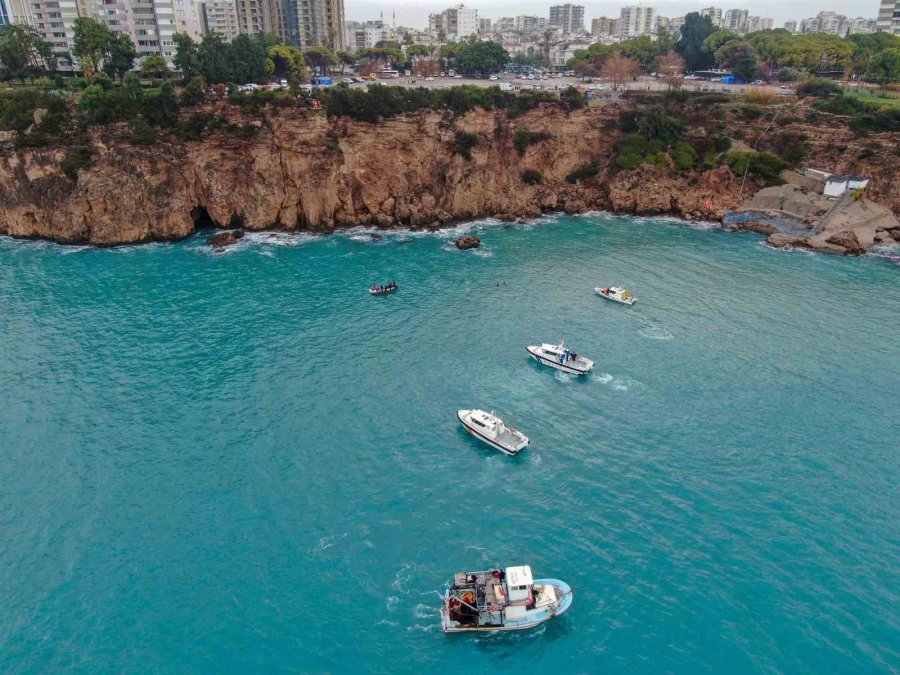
(1, 214, 898, 673)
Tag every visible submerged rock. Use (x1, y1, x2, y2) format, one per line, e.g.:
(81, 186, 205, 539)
(456, 235, 481, 250)
(207, 228, 245, 248)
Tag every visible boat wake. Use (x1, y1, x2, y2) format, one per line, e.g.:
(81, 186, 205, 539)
(638, 323, 674, 341)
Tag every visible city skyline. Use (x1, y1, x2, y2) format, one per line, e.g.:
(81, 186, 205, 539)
(344, 0, 877, 28)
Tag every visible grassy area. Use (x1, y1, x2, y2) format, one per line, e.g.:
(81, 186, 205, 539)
(844, 87, 900, 111)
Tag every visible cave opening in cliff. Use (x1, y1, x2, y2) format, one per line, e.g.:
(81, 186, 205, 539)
(190, 206, 218, 230)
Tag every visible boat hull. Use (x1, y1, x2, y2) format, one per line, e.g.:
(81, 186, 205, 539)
(457, 410, 526, 456)
(526, 347, 592, 375)
(441, 578, 573, 633)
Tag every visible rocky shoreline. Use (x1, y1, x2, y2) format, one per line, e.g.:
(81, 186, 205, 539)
(1, 103, 897, 256)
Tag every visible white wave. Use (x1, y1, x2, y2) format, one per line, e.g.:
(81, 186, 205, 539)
(762, 241, 816, 255)
(638, 325, 674, 341)
(385, 596, 399, 612)
(554, 371, 572, 383)
(594, 373, 614, 384)
(414, 603, 437, 620)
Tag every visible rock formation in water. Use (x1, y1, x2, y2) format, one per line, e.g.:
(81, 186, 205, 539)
(736, 183, 900, 255)
(455, 235, 481, 250)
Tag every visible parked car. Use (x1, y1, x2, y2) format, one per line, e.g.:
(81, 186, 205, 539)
(238, 83, 261, 92)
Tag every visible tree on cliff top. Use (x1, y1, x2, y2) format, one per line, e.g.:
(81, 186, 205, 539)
(304, 47, 337, 75)
(601, 52, 640, 90)
(454, 41, 509, 76)
(72, 17, 136, 80)
(676, 13, 717, 72)
(140, 54, 171, 80)
(0, 24, 57, 81)
(173, 32, 200, 82)
(268, 44, 305, 83)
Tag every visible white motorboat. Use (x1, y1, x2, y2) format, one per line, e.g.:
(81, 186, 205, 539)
(595, 286, 636, 305)
(526, 341, 594, 375)
(441, 565, 573, 633)
(457, 409, 529, 456)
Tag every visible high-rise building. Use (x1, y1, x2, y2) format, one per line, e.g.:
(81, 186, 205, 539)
(745, 16, 773, 32)
(81, 0, 203, 63)
(619, 5, 656, 36)
(477, 17, 492, 33)
(428, 3, 477, 40)
(849, 17, 876, 33)
(783, 20, 797, 32)
(495, 16, 515, 32)
(24, 0, 81, 70)
(700, 6, 723, 27)
(515, 15, 541, 33)
(876, 0, 899, 33)
(591, 16, 619, 35)
(286, 0, 344, 49)
(344, 19, 394, 50)
(723, 8, 748, 33)
(548, 4, 584, 34)
(200, 0, 240, 39)
(0, 0, 9, 25)
(798, 11, 873, 35)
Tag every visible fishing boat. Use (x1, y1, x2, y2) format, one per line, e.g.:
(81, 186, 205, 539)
(595, 286, 636, 305)
(369, 281, 398, 295)
(457, 409, 529, 456)
(526, 341, 594, 375)
(441, 565, 573, 633)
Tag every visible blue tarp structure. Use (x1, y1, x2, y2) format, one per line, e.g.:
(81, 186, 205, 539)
(720, 76, 745, 84)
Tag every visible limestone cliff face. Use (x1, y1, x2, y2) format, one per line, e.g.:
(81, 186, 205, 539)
(0, 105, 743, 246)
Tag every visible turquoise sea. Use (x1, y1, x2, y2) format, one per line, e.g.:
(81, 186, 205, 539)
(1, 214, 898, 673)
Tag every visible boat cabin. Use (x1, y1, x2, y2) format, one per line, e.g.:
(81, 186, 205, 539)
(505, 565, 533, 603)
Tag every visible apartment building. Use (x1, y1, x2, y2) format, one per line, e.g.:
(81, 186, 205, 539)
(723, 8, 748, 33)
(344, 19, 394, 50)
(783, 20, 797, 33)
(428, 3, 476, 40)
(200, 0, 240, 39)
(21, 0, 81, 70)
(877, 0, 899, 34)
(619, 5, 656, 36)
(745, 15, 773, 32)
(285, 0, 344, 49)
(548, 4, 584, 34)
(590, 15, 619, 36)
(799, 11, 875, 35)
(699, 6, 723, 27)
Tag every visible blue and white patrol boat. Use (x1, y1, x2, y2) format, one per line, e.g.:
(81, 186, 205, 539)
(527, 341, 594, 375)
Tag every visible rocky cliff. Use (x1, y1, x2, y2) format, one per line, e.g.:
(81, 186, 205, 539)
(0, 105, 742, 246)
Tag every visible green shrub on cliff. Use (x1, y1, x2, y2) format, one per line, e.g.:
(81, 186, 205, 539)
(129, 119, 157, 145)
(314, 84, 560, 123)
(723, 150, 787, 185)
(638, 105, 683, 145)
(452, 131, 479, 160)
(812, 94, 877, 116)
(513, 129, 550, 156)
(849, 108, 900, 135)
(522, 168, 543, 184)
(671, 141, 698, 170)
(559, 86, 587, 111)
(714, 135, 732, 152)
(0, 88, 68, 138)
(795, 78, 841, 98)
(61, 145, 93, 180)
(566, 159, 601, 183)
